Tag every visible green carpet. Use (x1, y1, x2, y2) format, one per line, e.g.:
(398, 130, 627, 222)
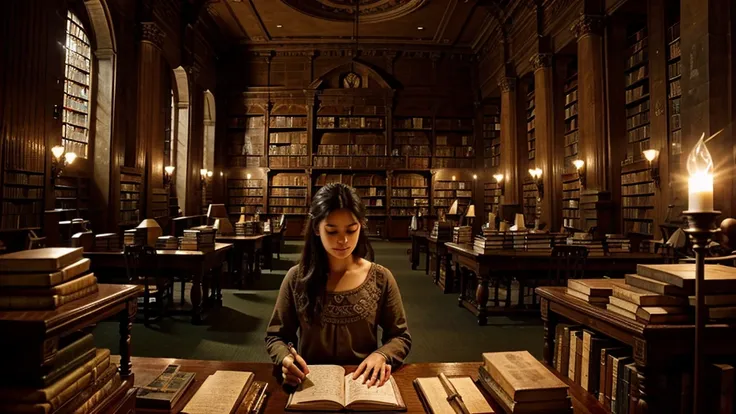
(93, 240, 543, 363)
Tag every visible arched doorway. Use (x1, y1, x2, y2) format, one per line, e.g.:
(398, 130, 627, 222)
(203, 90, 216, 172)
(172, 66, 190, 214)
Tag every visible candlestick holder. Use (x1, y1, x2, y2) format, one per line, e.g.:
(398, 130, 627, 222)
(683, 209, 720, 414)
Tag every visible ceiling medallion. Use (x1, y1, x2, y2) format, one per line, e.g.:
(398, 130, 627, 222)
(281, 0, 429, 24)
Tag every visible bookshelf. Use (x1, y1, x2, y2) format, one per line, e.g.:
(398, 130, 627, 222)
(390, 173, 429, 217)
(563, 71, 579, 172)
(119, 168, 142, 227)
(484, 182, 501, 218)
(227, 115, 265, 168)
(667, 19, 683, 203)
(268, 130, 308, 169)
(54, 176, 89, 214)
(151, 188, 168, 219)
(314, 116, 387, 169)
(522, 180, 538, 227)
(62, 11, 91, 158)
(1, 170, 44, 230)
(393, 117, 431, 170)
(268, 172, 309, 215)
(433, 118, 474, 168)
(562, 173, 582, 230)
(623, 25, 651, 165)
(313, 173, 387, 237)
(526, 86, 536, 161)
(482, 113, 501, 168)
(433, 179, 473, 217)
(621, 162, 655, 235)
(227, 178, 264, 220)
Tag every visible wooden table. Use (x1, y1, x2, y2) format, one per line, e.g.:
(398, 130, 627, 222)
(445, 243, 664, 325)
(115, 356, 607, 414)
(409, 230, 428, 271)
(216, 235, 266, 287)
(536, 286, 736, 414)
(426, 236, 455, 293)
(85, 243, 233, 324)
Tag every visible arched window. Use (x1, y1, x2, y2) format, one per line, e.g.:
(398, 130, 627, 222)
(62, 11, 92, 158)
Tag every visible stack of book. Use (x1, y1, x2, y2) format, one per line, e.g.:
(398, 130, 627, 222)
(511, 231, 528, 249)
(0, 247, 99, 310)
(478, 351, 571, 413)
(452, 226, 472, 244)
(525, 233, 554, 252)
(605, 234, 631, 253)
(473, 231, 510, 253)
(566, 278, 619, 308)
(123, 227, 147, 246)
(180, 226, 216, 251)
(136, 364, 196, 410)
(155, 236, 179, 250)
(235, 221, 262, 236)
(94, 233, 120, 251)
(568, 233, 605, 256)
(430, 222, 453, 241)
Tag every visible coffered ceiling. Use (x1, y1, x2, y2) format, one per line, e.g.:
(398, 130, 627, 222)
(204, 0, 491, 49)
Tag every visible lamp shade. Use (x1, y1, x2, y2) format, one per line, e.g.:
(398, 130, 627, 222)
(207, 204, 228, 219)
(465, 204, 476, 218)
(448, 200, 459, 215)
(136, 219, 162, 247)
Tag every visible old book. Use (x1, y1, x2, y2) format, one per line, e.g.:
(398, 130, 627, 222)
(582, 332, 610, 396)
(608, 296, 639, 314)
(182, 370, 254, 414)
(612, 283, 687, 307)
(567, 330, 581, 381)
(6, 332, 95, 387)
(636, 264, 736, 293)
(620, 363, 636, 414)
(559, 325, 579, 377)
(0, 282, 98, 310)
(476, 367, 572, 414)
(565, 288, 609, 305)
(414, 376, 494, 414)
(625, 274, 689, 296)
(708, 307, 736, 320)
(284, 365, 405, 411)
(707, 364, 734, 414)
(0, 273, 97, 297)
(0, 258, 90, 287)
(567, 279, 621, 297)
(599, 347, 625, 404)
(606, 303, 637, 320)
(236, 381, 268, 414)
(610, 355, 631, 414)
(553, 324, 572, 372)
(635, 306, 690, 324)
(627, 364, 640, 414)
(67, 367, 121, 414)
(0, 248, 83, 273)
(136, 365, 196, 410)
(580, 331, 594, 391)
(482, 351, 568, 403)
(688, 294, 736, 306)
(574, 335, 582, 386)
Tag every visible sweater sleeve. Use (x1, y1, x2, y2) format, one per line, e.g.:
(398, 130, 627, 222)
(265, 266, 300, 366)
(375, 267, 412, 369)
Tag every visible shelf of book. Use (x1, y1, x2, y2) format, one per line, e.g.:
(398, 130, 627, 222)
(314, 116, 387, 169)
(667, 19, 683, 206)
(621, 161, 655, 235)
(228, 178, 264, 219)
(1, 170, 45, 230)
(622, 26, 651, 166)
(484, 182, 501, 218)
(54, 176, 89, 214)
(227, 115, 265, 168)
(433, 179, 472, 217)
(393, 117, 432, 170)
(482, 113, 501, 168)
(522, 180, 538, 227)
(313, 172, 388, 237)
(390, 173, 429, 218)
(433, 118, 474, 169)
(562, 173, 582, 230)
(118, 168, 141, 226)
(151, 188, 168, 219)
(527, 88, 536, 161)
(564, 73, 579, 172)
(268, 173, 308, 216)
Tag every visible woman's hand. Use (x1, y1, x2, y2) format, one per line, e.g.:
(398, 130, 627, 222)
(282, 350, 310, 387)
(352, 353, 391, 388)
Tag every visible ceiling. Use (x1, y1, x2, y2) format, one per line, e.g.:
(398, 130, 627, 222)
(204, 0, 491, 48)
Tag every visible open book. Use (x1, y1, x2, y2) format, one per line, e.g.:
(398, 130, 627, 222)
(285, 365, 406, 411)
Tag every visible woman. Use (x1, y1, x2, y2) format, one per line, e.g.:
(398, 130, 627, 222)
(265, 183, 411, 388)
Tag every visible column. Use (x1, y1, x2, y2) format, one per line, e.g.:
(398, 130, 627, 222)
(498, 76, 519, 204)
(136, 22, 166, 218)
(531, 53, 555, 229)
(572, 15, 606, 191)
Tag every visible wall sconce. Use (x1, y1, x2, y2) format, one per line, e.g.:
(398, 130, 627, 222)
(493, 173, 505, 196)
(529, 168, 544, 199)
(451, 175, 456, 181)
(207, 170, 213, 178)
(164, 165, 175, 189)
(473, 174, 478, 180)
(643, 149, 660, 188)
(573, 159, 586, 188)
(50, 145, 77, 180)
(200, 168, 209, 187)
(246, 173, 252, 180)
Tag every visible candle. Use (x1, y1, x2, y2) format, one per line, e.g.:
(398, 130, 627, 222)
(687, 134, 714, 212)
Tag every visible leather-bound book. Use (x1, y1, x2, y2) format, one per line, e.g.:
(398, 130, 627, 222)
(0, 248, 83, 273)
(482, 351, 568, 403)
(627, 363, 640, 414)
(567, 329, 582, 381)
(636, 264, 736, 293)
(635, 306, 690, 324)
(610, 355, 632, 414)
(136, 365, 196, 410)
(0, 277, 98, 310)
(0, 258, 90, 287)
(476, 367, 572, 414)
(706, 364, 734, 414)
(567, 279, 622, 297)
(612, 283, 688, 306)
(574, 335, 583, 386)
(625, 274, 689, 296)
(599, 347, 625, 404)
(553, 324, 573, 371)
(558, 325, 579, 376)
(582, 331, 611, 396)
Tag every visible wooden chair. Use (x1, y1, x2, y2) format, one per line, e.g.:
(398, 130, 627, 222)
(123, 245, 172, 324)
(524, 245, 588, 306)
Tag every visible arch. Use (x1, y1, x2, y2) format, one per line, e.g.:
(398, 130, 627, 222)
(202, 90, 216, 172)
(308, 60, 398, 90)
(172, 66, 191, 215)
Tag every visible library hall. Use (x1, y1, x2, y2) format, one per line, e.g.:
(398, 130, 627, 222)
(1, 0, 736, 413)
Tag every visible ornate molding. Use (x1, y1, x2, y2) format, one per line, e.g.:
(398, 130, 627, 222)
(281, 0, 428, 24)
(571, 14, 604, 39)
(530, 53, 553, 71)
(497, 77, 516, 93)
(140, 22, 166, 47)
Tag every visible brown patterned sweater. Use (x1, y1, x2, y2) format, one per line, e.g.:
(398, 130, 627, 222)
(265, 262, 412, 369)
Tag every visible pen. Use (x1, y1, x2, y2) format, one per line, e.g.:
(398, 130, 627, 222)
(438, 373, 471, 414)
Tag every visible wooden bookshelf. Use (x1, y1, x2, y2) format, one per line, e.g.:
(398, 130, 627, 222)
(54, 176, 89, 214)
(228, 178, 264, 220)
(667, 19, 683, 202)
(227, 115, 265, 168)
(268, 130, 308, 169)
(622, 25, 651, 166)
(482, 113, 501, 168)
(1, 170, 44, 230)
(563, 71, 579, 172)
(312, 173, 387, 237)
(390, 173, 429, 217)
(268, 173, 309, 215)
(522, 179, 538, 227)
(433, 179, 472, 217)
(526, 86, 536, 161)
(119, 168, 142, 227)
(433, 118, 474, 168)
(562, 173, 582, 230)
(62, 11, 91, 158)
(621, 161, 655, 235)
(484, 182, 501, 218)
(393, 117, 431, 170)
(150, 188, 168, 219)
(314, 116, 387, 169)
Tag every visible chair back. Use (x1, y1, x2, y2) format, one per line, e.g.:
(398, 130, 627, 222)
(123, 244, 142, 282)
(549, 245, 588, 284)
(123, 244, 158, 284)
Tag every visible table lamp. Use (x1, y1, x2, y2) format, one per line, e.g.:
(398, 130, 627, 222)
(207, 204, 234, 235)
(446, 199, 460, 226)
(137, 219, 162, 247)
(464, 204, 476, 227)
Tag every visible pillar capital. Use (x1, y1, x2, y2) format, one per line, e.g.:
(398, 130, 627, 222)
(570, 14, 604, 39)
(530, 53, 553, 71)
(497, 76, 516, 93)
(140, 22, 165, 47)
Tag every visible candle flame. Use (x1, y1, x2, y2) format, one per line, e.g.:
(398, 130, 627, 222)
(687, 133, 714, 176)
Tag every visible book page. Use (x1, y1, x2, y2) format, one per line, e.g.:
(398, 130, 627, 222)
(450, 377, 494, 413)
(289, 365, 346, 407)
(181, 371, 253, 414)
(344, 373, 399, 407)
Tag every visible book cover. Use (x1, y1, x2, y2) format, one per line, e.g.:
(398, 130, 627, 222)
(559, 325, 579, 377)
(568, 329, 581, 381)
(565, 288, 609, 305)
(136, 371, 196, 410)
(476, 367, 572, 414)
(625, 274, 689, 296)
(637, 264, 736, 293)
(0, 274, 97, 297)
(0, 282, 98, 310)
(635, 306, 690, 324)
(182, 370, 254, 414)
(482, 351, 568, 403)
(608, 296, 639, 314)
(606, 303, 637, 321)
(0, 258, 90, 288)
(574, 335, 583, 386)
(612, 283, 687, 307)
(5, 332, 95, 385)
(413, 375, 494, 414)
(567, 279, 622, 297)
(600, 347, 625, 404)
(0, 248, 83, 273)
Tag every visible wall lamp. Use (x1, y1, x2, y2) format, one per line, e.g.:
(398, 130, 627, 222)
(529, 168, 543, 199)
(573, 159, 586, 188)
(51, 145, 77, 180)
(643, 149, 660, 188)
(493, 173, 505, 196)
(200, 168, 209, 187)
(163, 166, 175, 189)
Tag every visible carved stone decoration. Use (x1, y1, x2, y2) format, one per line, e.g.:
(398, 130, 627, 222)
(530, 53, 553, 71)
(570, 14, 604, 39)
(280, 0, 428, 23)
(497, 76, 516, 93)
(140, 22, 166, 47)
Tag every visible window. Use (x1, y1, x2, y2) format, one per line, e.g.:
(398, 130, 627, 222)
(63, 11, 92, 158)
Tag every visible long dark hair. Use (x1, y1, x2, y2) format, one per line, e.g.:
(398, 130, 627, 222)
(297, 183, 374, 323)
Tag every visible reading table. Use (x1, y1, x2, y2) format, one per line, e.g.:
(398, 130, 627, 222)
(409, 230, 428, 271)
(426, 236, 455, 293)
(215, 234, 265, 287)
(113, 356, 608, 414)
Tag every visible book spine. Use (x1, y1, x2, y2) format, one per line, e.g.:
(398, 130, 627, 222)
(628, 365, 640, 414)
(560, 326, 575, 377)
(568, 330, 578, 380)
(622, 364, 633, 414)
(611, 356, 619, 414)
(57, 284, 98, 307)
(605, 354, 615, 408)
(51, 274, 96, 296)
(59, 259, 91, 284)
(0, 294, 55, 309)
(581, 331, 592, 391)
(612, 286, 643, 306)
(599, 349, 609, 404)
(574, 335, 583, 385)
